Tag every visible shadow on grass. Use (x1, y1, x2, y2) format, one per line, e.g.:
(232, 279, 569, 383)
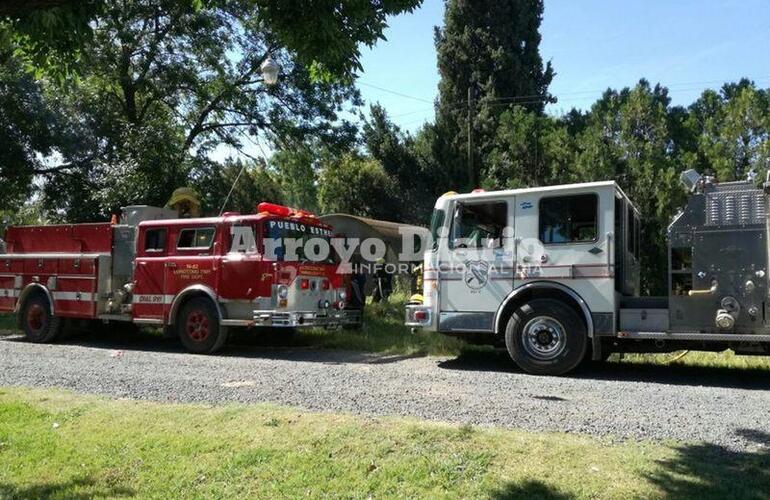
(0, 324, 434, 366)
(646, 429, 770, 499)
(489, 480, 573, 499)
(0, 477, 134, 499)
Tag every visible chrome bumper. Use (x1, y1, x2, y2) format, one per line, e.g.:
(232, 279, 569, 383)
(252, 309, 361, 328)
(405, 304, 432, 328)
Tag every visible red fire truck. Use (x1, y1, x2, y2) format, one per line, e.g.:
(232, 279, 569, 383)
(0, 203, 357, 353)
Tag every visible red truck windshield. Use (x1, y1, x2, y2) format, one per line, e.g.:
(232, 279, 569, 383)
(229, 219, 334, 263)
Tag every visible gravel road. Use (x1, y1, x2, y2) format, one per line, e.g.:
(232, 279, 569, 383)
(2, 331, 770, 450)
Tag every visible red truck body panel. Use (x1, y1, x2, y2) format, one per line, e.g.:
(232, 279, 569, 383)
(5, 223, 113, 254)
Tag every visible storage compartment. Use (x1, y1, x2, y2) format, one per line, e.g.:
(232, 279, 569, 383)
(619, 307, 670, 332)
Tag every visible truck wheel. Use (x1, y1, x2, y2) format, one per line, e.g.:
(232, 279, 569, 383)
(177, 297, 227, 354)
(21, 293, 62, 343)
(505, 298, 587, 375)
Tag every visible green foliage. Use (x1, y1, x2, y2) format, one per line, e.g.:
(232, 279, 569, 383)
(0, 58, 60, 210)
(2, 1, 421, 82)
(270, 144, 320, 212)
(193, 158, 285, 215)
(362, 105, 449, 223)
(318, 153, 396, 220)
(434, 0, 554, 189)
(255, 0, 423, 80)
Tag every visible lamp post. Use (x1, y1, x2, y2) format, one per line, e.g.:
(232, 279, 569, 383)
(260, 56, 280, 86)
(217, 55, 280, 216)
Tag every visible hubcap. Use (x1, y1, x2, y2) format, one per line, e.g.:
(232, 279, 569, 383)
(186, 310, 210, 342)
(521, 316, 566, 361)
(27, 304, 45, 332)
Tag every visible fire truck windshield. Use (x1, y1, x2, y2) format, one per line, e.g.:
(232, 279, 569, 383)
(264, 219, 333, 263)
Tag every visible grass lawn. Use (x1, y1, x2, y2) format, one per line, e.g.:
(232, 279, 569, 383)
(1, 387, 768, 499)
(0, 314, 15, 333)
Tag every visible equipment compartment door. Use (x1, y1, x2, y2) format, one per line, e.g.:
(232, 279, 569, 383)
(438, 198, 515, 333)
(133, 227, 169, 320)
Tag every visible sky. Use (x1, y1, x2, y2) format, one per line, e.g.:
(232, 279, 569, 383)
(356, 0, 770, 133)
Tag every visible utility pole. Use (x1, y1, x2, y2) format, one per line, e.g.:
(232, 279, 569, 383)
(467, 86, 475, 190)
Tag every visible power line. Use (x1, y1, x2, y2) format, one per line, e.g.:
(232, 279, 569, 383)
(357, 81, 433, 104)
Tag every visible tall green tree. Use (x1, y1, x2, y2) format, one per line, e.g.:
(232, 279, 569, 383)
(684, 80, 770, 182)
(484, 106, 577, 189)
(434, 0, 554, 189)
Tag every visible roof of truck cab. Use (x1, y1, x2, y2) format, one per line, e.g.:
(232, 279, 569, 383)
(137, 213, 331, 229)
(442, 180, 640, 216)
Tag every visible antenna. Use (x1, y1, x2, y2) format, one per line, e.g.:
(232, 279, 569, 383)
(218, 163, 248, 216)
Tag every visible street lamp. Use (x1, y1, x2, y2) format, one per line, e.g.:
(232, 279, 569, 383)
(260, 56, 280, 86)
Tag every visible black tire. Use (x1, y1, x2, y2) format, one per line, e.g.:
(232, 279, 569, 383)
(20, 293, 62, 343)
(177, 297, 227, 354)
(505, 298, 587, 375)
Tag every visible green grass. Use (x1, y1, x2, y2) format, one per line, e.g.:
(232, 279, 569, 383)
(2, 387, 768, 499)
(296, 294, 468, 356)
(611, 350, 770, 371)
(0, 314, 15, 334)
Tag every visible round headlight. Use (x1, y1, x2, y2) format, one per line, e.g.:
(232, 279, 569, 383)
(338, 290, 347, 301)
(277, 285, 289, 299)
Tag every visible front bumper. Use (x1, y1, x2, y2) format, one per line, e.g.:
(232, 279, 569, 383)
(405, 304, 432, 328)
(253, 309, 361, 328)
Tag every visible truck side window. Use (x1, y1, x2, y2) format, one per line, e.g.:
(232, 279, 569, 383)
(450, 202, 507, 249)
(144, 229, 167, 252)
(229, 225, 257, 254)
(177, 227, 215, 250)
(627, 208, 636, 257)
(539, 194, 598, 244)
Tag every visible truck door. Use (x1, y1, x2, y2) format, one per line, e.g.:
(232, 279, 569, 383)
(164, 226, 219, 318)
(133, 227, 168, 320)
(513, 190, 611, 281)
(438, 198, 515, 333)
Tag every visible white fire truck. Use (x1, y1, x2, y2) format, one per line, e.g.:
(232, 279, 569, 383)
(406, 172, 770, 375)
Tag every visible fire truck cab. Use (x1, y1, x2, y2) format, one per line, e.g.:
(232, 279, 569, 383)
(407, 174, 770, 375)
(1, 202, 356, 354)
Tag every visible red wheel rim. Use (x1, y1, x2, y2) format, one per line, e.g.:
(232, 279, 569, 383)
(186, 310, 210, 342)
(27, 304, 46, 332)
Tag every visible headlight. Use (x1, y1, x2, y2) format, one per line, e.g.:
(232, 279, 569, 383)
(338, 290, 347, 301)
(277, 285, 289, 299)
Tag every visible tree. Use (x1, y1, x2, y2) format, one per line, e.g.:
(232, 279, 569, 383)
(317, 154, 396, 220)
(2, 1, 422, 81)
(0, 58, 59, 210)
(193, 158, 285, 215)
(434, 0, 554, 189)
(484, 106, 577, 189)
(24, 0, 387, 219)
(685, 80, 770, 182)
(271, 143, 320, 212)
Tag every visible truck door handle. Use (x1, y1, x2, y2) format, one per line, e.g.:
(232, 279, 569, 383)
(165, 262, 177, 268)
(689, 281, 717, 296)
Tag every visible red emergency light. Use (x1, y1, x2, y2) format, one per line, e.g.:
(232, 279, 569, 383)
(257, 202, 292, 217)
